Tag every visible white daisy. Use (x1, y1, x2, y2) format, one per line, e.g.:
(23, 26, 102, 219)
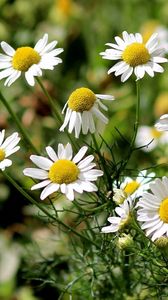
(23, 143, 103, 201)
(0, 33, 63, 86)
(135, 125, 168, 152)
(155, 114, 168, 132)
(100, 31, 167, 82)
(101, 198, 132, 233)
(59, 87, 114, 138)
(113, 170, 155, 204)
(137, 176, 168, 241)
(0, 130, 20, 171)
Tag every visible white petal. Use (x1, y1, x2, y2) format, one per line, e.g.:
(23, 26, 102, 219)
(34, 34, 48, 53)
(92, 106, 108, 124)
(121, 67, 133, 82)
(0, 68, 14, 80)
(62, 143, 73, 160)
(25, 71, 35, 86)
(80, 181, 98, 192)
(73, 146, 88, 164)
(95, 94, 115, 101)
(31, 180, 51, 190)
(77, 155, 94, 169)
(5, 145, 20, 157)
(58, 143, 64, 159)
(81, 111, 89, 134)
(68, 111, 77, 134)
(59, 107, 72, 132)
(40, 182, 59, 200)
(30, 155, 53, 170)
(65, 185, 75, 201)
(1, 42, 15, 56)
(46, 146, 58, 162)
(23, 168, 48, 179)
(5, 70, 21, 86)
(0, 159, 12, 170)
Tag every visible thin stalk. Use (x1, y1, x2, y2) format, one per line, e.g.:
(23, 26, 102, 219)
(36, 77, 62, 124)
(0, 90, 39, 154)
(122, 80, 140, 169)
(4, 171, 100, 248)
(36, 77, 78, 151)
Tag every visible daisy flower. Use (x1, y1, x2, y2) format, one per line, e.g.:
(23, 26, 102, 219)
(137, 177, 168, 241)
(23, 143, 103, 201)
(59, 87, 114, 138)
(135, 125, 168, 152)
(155, 114, 168, 131)
(0, 33, 63, 86)
(113, 170, 155, 204)
(100, 31, 167, 82)
(101, 198, 132, 233)
(0, 130, 20, 171)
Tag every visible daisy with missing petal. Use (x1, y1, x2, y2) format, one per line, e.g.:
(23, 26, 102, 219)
(113, 170, 155, 205)
(60, 87, 114, 138)
(0, 33, 63, 86)
(155, 114, 168, 131)
(135, 125, 168, 152)
(101, 198, 132, 233)
(137, 177, 168, 241)
(23, 143, 103, 201)
(100, 31, 167, 82)
(0, 130, 20, 171)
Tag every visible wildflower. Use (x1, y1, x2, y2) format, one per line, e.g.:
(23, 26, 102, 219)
(0, 130, 20, 171)
(135, 125, 168, 152)
(101, 198, 132, 233)
(23, 143, 103, 201)
(155, 114, 168, 131)
(100, 31, 167, 82)
(117, 233, 134, 250)
(60, 87, 114, 138)
(113, 170, 155, 204)
(141, 20, 168, 53)
(137, 177, 168, 241)
(0, 33, 63, 86)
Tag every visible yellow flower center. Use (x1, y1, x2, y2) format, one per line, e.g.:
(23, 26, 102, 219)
(68, 87, 96, 112)
(12, 47, 41, 72)
(122, 43, 150, 67)
(48, 159, 79, 184)
(0, 148, 5, 161)
(150, 128, 162, 139)
(159, 198, 168, 223)
(124, 181, 140, 195)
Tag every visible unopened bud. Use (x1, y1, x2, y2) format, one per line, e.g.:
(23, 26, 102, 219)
(117, 234, 133, 250)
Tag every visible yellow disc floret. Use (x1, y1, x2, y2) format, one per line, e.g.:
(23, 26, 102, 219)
(0, 148, 5, 161)
(68, 87, 96, 112)
(48, 159, 79, 184)
(159, 198, 168, 223)
(150, 128, 162, 139)
(122, 43, 150, 67)
(12, 47, 41, 72)
(124, 181, 140, 195)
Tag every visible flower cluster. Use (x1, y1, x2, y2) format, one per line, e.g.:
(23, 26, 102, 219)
(1, 29, 168, 247)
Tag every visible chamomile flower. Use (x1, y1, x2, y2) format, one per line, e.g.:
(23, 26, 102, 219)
(135, 125, 168, 152)
(23, 143, 103, 201)
(0, 130, 20, 171)
(100, 31, 167, 82)
(0, 33, 63, 86)
(101, 198, 132, 233)
(60, 87, 114, 138)
(113, 170, 155, 204)
(155, 114, 168, 131)
(137, 177, 168, 241)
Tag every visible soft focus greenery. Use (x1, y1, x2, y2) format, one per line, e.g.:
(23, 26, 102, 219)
(1, 1, 168, 299)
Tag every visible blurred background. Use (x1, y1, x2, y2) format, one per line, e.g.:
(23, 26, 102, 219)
(0, 0, 168, 299)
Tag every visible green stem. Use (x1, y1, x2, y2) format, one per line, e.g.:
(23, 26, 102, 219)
(36, 77, 62, 124)
(0, 90, 39, 154)
(130, 80, 140, 149)
(36, 77, 78, 152)
(122, 80, 140, 169)
(4, 171, 100, 248)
